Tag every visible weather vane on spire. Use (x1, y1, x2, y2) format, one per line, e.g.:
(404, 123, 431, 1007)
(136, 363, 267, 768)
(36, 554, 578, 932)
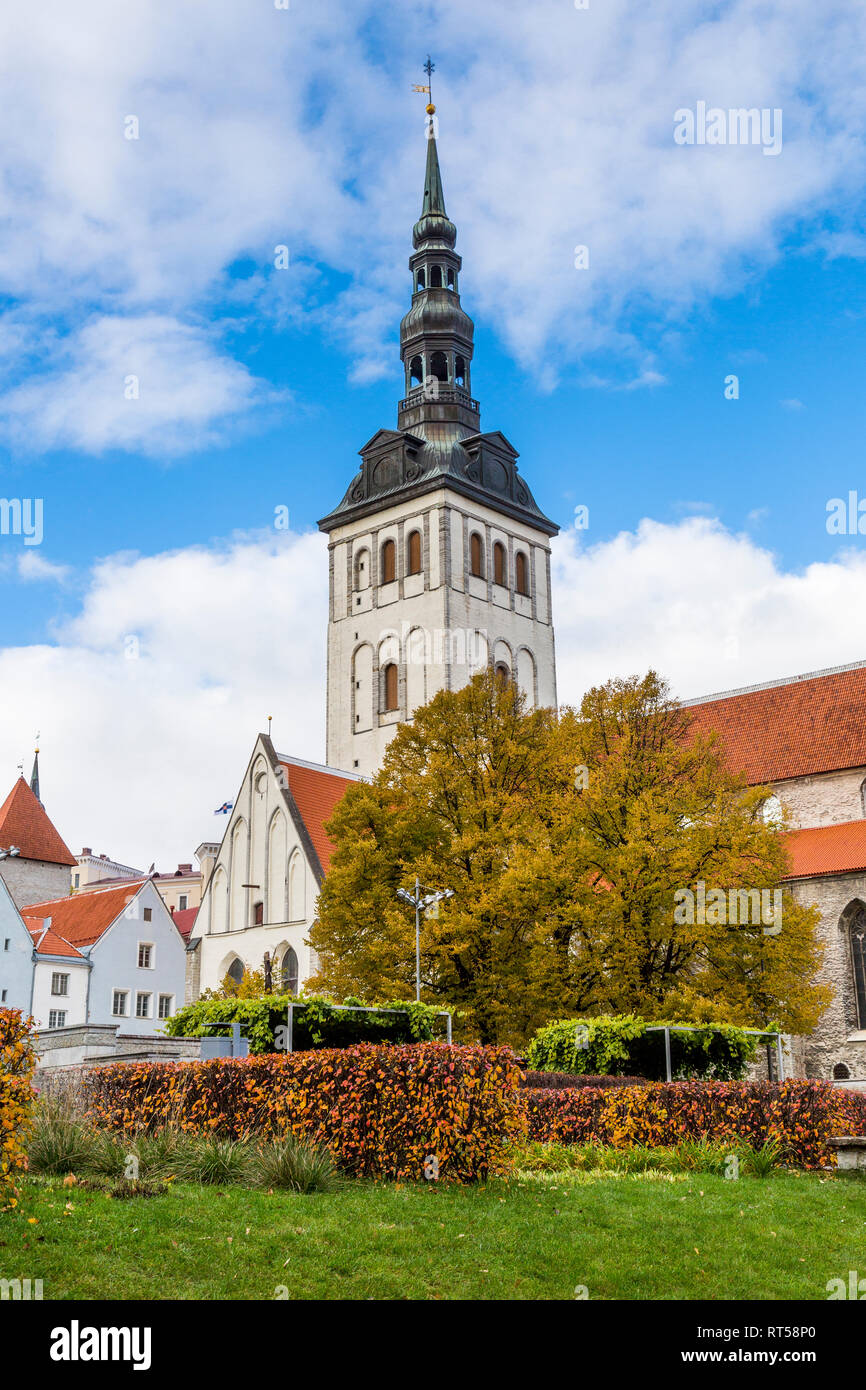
(412, 54, 436, 117)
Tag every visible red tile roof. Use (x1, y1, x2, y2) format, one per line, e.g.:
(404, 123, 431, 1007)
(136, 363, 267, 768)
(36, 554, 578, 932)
(171, 906, 198, 942)
(783, 819, 866, 880)
(24, 918, 86, 960)
(0, 778, 77, 866)
(20, 882, 142, 947)
(685, 661, 866, 786)
(278, 757, 358, 875)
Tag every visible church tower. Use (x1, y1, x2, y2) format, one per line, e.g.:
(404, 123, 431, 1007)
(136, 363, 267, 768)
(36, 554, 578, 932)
(319, 111, 559, 777)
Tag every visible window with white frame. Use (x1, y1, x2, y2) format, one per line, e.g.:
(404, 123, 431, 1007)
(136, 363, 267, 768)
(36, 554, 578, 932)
(48, 1010, 67, 1029)
(158, 994, 173, 1020)
(136, 992, 152, 1019)
(51, 972, 69, 996)
(112, 990, 128, 1017)
(138, 943, 153, 969)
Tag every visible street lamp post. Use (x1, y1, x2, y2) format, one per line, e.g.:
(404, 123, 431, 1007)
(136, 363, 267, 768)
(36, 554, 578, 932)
(396, 876, 454, 1003)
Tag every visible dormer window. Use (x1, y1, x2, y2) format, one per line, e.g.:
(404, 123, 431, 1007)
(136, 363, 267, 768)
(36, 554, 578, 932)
(381, 538, 396, 585)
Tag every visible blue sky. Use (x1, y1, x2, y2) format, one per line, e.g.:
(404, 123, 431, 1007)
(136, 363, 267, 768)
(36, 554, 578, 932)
(2, 0, 866, 863)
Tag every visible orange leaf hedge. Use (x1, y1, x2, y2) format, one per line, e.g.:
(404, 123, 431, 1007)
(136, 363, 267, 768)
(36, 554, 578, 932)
(0, 1009, 37, 1211)
(526, 1079, 866, 1167)
(83, 1043, 524, 1182)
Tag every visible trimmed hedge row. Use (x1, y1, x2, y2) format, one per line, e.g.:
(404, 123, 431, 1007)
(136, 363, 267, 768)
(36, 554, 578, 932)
(527, 1014, 761, 1080)
(522, 1071, 651, 1091)
(0, 1009, 36, 1211)
(83, 1043, 522, 1182)
(525, 1079, 866, 1168)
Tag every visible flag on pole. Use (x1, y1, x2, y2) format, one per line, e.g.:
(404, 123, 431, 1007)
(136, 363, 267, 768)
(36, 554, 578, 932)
(214, 802, 233, 815)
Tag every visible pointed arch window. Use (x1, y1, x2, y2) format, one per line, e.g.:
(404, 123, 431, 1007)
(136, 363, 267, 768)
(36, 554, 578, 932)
(381, 538, 396, 585)
(383, 662, 399, 712)
(852, 913, 866, 1029)
(493, 541, 507, 587)
(227, 958, 244, 987)
(515, 551, 530, 596)
(281, 947, 299, 997)
(407, 529, 422, 575)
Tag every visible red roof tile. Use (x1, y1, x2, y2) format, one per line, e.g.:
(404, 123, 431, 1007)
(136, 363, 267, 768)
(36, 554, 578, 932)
(783, 819, 866, 880)
(24, 918, 86, 960)
(20, 882, 142, 947)
(0, 778, 76, 866)
(685, 662, 866, 785)
(171, 906, 198, 942)
(278, 758, 357, 874)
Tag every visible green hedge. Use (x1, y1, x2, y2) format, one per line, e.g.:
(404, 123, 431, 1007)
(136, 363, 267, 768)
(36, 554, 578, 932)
(526, 1013, 765, 1080)
(163, 994, 448, 1054)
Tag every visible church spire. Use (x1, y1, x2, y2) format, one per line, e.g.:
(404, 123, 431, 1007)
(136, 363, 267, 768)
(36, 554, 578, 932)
(399, 99, 477, 435)
(30, 739, 41, 804)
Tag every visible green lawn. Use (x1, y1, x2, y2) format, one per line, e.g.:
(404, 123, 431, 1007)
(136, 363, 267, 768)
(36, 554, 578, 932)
(3, 1169, 865, 1300)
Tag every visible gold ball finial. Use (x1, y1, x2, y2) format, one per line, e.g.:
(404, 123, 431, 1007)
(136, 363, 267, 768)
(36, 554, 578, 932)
(426, 103, 436, 115)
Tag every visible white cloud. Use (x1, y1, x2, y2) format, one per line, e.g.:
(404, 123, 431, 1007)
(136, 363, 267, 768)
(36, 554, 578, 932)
(16, 553, 70, 584)
(0, 0, 864, 448)
(2, 513, 866, 867)
(0, 314, 282, 457)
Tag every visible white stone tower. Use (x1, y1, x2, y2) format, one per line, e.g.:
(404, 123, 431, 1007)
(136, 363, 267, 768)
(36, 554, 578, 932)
(319, 116, 559, 777)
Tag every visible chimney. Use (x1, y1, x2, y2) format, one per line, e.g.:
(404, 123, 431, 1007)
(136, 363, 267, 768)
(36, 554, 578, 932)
(82, 847, 91, 856)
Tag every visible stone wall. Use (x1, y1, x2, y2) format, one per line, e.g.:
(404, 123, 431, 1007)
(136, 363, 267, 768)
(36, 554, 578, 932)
(33, 1022, 201, 1070)
(0, 857, 72, 911)
(790, 871, 866, 1080)
(184, 938, 200, 1005)
(776, 766, 866, 831)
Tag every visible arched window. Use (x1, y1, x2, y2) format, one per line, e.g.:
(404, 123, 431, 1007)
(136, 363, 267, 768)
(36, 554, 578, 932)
(454, 354, 466, 387)
(381, 538, 396, 585)
(852, 912, 866, 1029)
(515, 551, 529, 596)
(383, 662, 399, 712)
(354, 547, 369, 590)
(429, 265, 443, 287)
(415, 268, 425, 292)
(493, 541, 507, 587)
(494, 663, 511, 688)
(409, 355, 423, 388)
(470, 533, 484, 578)
(447, 267, 455, 290)
(227, 958, 244, 987)
(430, 350, 448, 383)
(281, 947, 299, 997)
(407, 530, 422, 575)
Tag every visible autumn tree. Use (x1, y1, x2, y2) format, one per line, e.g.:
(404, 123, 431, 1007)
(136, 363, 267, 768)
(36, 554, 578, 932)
(309, 670, 829, 1044)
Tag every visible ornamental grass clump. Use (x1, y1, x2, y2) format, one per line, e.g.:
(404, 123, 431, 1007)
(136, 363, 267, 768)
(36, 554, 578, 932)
(252, 1136, 340, 1193)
